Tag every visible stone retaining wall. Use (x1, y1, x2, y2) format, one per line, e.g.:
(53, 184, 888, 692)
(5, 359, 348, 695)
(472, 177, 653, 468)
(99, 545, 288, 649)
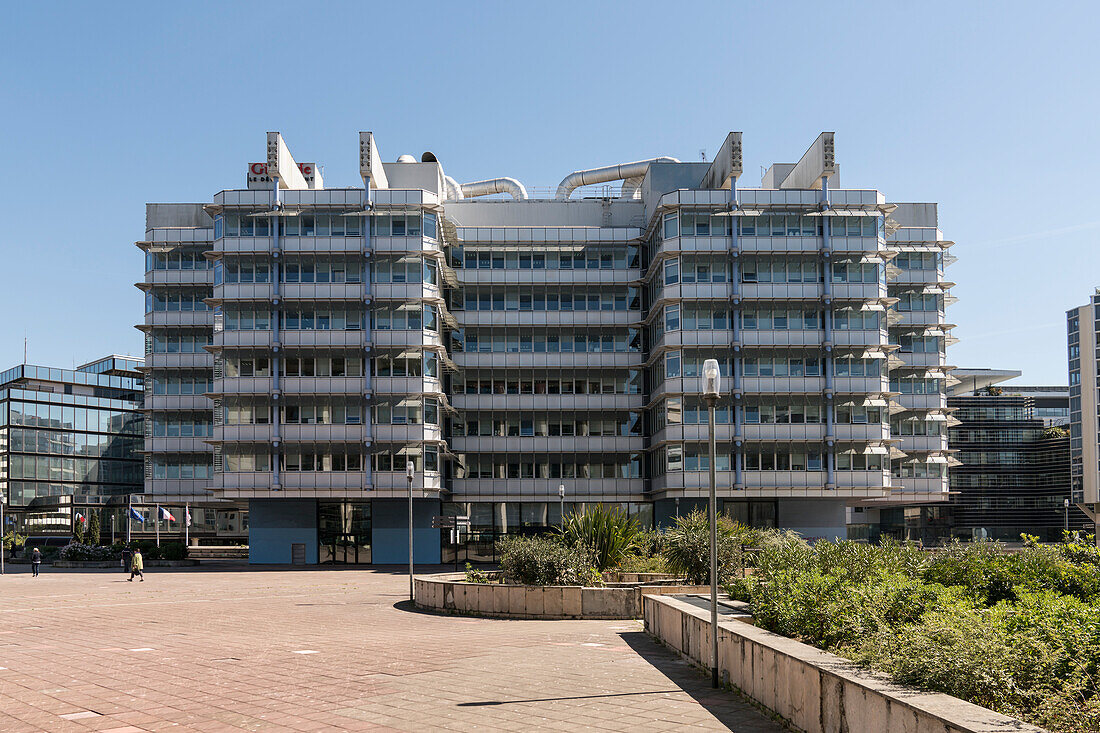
(644, 594, 1045, 733)
(414, 572, 708, 620)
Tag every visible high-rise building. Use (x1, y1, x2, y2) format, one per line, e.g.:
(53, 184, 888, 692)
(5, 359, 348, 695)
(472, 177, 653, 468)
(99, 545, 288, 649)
(1068, 292, 1100, 536)
(0, 356, 144, 536)
(142, 131, 956, 563)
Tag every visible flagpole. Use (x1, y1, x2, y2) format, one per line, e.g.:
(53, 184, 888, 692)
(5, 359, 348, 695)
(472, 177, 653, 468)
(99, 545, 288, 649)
(156, 504, 161, 548)
(185, 503, 190, 547)
(126, 495, 132, 544)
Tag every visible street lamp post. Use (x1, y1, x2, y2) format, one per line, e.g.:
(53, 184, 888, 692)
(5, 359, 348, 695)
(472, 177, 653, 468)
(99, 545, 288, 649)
(407, 460, 415, 602)
(558, 483, 565, 524)
(701, 358, 721, 688)
(1065, 498, 1071, 534)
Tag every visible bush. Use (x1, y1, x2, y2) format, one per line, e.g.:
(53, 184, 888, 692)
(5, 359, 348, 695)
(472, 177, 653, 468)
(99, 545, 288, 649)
(59, 543, 120, 561)
(631, 529, 665, 558)
(661, 510, 804, 584)
(2, 530, 27, 552)
(556, 505, 639, 571)
(109, 541, 189, 561)
(464, 562, 491, 584)
(497, 535, 601, 586)
(86, 511, 101, 546)
(733, 536, 1100, 732)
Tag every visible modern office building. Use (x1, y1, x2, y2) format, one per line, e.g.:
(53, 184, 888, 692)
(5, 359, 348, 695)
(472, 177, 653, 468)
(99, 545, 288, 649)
(142, 130, 956, 563)
(0, 356, 144, 535)
(865, 369, 1083, 543)
(137, 204, 249, 543)
(1068, 292, 1100, 536)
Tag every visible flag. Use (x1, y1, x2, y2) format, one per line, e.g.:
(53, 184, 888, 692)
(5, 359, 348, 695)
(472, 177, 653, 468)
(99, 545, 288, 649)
(129, 507, 145, 523)
(159, 507, 176, 522)
(75, 513, 85, 524)
(185, 508, 192, 527)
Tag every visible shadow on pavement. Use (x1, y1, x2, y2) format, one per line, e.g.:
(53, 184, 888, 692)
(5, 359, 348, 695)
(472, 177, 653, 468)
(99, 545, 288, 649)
(617, 629, 789, 731)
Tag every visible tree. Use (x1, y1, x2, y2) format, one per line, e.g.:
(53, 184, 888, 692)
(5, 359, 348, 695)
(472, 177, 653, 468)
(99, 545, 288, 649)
(73, 514, 85, 543)
(87, 510, 101, 546)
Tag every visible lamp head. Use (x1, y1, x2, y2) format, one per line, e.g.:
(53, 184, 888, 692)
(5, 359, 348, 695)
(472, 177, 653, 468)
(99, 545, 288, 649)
(406, 460, 415, 480)
(702, 358, 721, 398)
(558, 484, 565, 498)
(1065, 498, 1071, 508)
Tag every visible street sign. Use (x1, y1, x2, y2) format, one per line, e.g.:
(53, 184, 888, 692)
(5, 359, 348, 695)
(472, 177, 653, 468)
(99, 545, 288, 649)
(432, 515, 472, 529)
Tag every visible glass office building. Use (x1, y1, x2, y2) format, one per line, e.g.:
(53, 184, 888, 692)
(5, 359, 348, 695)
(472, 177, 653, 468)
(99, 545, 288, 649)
(141, 131, 956, 563)
(0, 357, 144, 534)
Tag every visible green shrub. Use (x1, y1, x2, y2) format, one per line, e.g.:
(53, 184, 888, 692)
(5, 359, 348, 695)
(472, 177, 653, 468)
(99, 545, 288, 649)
(2, 530, 27, 552)
(86, 511, 101, 546)
(464, 562, 491, 584)
(660, 510, 794, 584)
(59, 543, 120, 561)
(115, 541, 188, 561)
(614, 553, 669, 573)
(555, 505, 639, 571)
(497, 535, 601, 586)
(631, 528, 665, 558)
(734, 536, 1100, 732)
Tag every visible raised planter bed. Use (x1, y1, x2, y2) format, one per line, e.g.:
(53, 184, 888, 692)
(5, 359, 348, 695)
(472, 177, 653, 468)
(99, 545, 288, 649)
(644, 594, 1044, 733)
(53, 559, 199, 568)
(414, 572, 708, 620)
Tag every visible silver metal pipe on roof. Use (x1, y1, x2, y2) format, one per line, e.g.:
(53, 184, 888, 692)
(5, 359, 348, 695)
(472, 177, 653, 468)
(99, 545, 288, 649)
(459, 177, 528, 201)
(443, 175, 465, 201)
(555, 157, 680, 199)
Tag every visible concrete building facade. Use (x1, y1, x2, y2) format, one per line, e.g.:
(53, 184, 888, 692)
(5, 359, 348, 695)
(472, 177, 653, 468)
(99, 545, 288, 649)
(141, 131, 956, 563)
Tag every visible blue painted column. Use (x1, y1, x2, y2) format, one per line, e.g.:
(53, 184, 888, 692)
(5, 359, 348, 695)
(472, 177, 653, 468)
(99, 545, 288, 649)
(821, 176, 835, 490)
(729, 178, 743, 489)
(271, 178, 282, 489)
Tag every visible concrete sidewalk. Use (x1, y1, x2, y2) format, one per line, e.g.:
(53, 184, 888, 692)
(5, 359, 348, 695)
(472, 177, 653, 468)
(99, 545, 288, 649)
(0, 567, 786, 731)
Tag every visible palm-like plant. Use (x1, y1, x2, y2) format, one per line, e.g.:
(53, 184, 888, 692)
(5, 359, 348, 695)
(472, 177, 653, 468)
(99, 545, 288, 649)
(556, 505, 639, 571)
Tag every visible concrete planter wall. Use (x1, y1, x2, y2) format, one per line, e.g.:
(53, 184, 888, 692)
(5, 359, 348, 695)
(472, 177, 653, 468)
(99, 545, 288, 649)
(644, 594, 1045, 733)
(52, 559, 199, 568)
(414, 572, 709, 620)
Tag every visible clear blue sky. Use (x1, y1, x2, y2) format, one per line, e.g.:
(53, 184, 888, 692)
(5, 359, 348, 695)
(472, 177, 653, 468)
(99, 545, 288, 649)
(1, 1, 1097, 384)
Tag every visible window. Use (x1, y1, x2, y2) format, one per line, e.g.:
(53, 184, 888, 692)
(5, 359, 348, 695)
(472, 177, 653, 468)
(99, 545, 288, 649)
(664, 305, 680, 331)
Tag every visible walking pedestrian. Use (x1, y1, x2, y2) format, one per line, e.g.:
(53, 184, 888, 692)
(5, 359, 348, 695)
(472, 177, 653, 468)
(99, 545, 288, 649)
(31, 547, 41, 578)
(129, 548, 144, 582)
(121, 545, 132, 574)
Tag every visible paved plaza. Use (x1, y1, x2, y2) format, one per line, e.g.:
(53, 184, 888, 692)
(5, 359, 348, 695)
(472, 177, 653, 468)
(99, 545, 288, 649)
(0, 564, 786, 732)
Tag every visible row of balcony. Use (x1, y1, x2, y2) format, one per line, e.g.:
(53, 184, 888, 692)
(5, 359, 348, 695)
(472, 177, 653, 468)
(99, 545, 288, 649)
(650, 424, 891, 444)
(212, 330, 444, 350)
(214, 235, 440, 255)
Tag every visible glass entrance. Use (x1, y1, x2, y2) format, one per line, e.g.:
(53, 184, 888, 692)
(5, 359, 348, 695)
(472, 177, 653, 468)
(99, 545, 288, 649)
(318, 501, 372, 564)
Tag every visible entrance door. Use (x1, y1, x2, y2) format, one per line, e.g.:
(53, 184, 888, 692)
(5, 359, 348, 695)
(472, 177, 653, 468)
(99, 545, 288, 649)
(318, 501, 371, 564)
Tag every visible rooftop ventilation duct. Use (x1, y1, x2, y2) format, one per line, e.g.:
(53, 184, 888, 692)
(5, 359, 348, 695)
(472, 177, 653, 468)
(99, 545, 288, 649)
(443, 175, 465, 201)
(458, 177, 528, 201)
(555, 157, 680, 199)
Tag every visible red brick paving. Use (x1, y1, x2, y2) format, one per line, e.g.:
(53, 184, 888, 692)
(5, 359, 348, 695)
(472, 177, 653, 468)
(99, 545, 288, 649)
(0, 564, 786, 731)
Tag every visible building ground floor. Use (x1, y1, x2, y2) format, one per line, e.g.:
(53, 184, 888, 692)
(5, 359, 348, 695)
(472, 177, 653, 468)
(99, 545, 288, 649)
(245, 497, 849, 565)
(4, 494, 249, 546)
